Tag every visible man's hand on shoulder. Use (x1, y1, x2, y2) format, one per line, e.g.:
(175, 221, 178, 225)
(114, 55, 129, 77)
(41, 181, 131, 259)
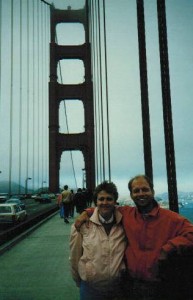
(74, 211, 90, 231)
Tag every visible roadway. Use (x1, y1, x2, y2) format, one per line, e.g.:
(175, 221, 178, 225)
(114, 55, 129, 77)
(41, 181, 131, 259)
(0, 212, 79, 300)
(0, 198, 57, 234)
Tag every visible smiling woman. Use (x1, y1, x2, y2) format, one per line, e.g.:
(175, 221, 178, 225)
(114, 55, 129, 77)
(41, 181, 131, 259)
(70, 180, 126, 300)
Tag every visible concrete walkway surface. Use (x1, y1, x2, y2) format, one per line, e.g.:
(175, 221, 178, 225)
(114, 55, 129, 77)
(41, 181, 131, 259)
(0, 212, 79, 300)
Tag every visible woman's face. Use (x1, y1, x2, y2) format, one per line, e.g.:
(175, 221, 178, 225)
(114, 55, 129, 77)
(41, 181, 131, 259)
(96, 190, 116, 219)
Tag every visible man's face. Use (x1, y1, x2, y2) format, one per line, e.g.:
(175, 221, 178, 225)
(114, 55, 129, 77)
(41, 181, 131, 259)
(130, 177, 154, 208)
(96, 190, 116, 219)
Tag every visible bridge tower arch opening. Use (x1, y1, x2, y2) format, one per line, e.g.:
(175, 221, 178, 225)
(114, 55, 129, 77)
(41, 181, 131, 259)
(59, 150, 85, 191)
(59, 99, 85, 134)
(49, 2, 95, 193)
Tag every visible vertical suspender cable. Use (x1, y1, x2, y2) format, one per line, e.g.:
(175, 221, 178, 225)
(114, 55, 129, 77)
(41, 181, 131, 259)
(9, 0, 14, 195)
(26, 0, 30, 191)
(90, 0, 99, 183)
(41, 2, 44, 189)
(97, 0, 105, 180)
(0, 0, 2, 108)
(63, 101, 78, 190)
(89, 0, 99, 184)
(93, 0, 103, 182)
(32, 0, 35, 191)
(18, 0, 23, 194)
(46, 6, 50, 185)
(102, 0, 111, 182)
(136, 0, 153, 181)
(37, 0, 40, 189)
(0, 0, 2, 178)
(42, 4, 45, 189)
(157, 0, 178, 212)
(41, 3, 49, 190)
(95, 0, 102, 183)
(0, 0, 1, 174)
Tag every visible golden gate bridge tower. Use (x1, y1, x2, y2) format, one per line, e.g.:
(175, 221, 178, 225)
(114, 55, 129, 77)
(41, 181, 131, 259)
(49, 2, 95, 193)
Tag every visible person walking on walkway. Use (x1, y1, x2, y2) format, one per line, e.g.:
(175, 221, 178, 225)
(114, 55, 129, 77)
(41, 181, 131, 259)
(70, 181, 127, 300)
(69, 189, 75, 218)
(61, 185, 72, 224)
(57, 192, 63, 218)
(74, 188, 87, 214)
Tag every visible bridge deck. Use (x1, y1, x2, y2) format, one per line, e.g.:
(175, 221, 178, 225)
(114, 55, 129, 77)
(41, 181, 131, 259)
(0, 213, 79, 300)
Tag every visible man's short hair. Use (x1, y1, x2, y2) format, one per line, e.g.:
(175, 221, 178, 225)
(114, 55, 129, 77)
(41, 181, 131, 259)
(128, 174, 154, 192)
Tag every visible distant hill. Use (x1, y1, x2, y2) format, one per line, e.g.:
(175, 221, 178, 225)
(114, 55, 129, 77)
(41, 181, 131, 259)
(0, 181, 30, 194)
(0, 180, 50, 195)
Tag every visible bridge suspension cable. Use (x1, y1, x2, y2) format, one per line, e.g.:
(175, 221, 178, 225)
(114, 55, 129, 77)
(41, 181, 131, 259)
(0, 0, 49, 194)
(8, 0, 14, 195)
(26, 0, 30, 194)
(18, 0, 23, 194)
(0, 0, 2, 108)
(89, 0, 102, 184)
(102, 0, 111, 182)
(89, 0, 111, 184)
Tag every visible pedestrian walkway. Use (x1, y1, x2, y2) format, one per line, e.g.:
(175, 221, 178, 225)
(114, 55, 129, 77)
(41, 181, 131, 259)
(0, 212, 79, 300)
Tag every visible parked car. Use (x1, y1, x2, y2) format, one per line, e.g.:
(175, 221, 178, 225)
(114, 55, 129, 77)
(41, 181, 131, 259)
(32, 194, 42, 202)
(10, 194, 26, 200)
(39, 193, 52, 203)
(0, 203, 27, 225)
(0, 193, 9, 203)
(48, 193, 56, 200)
(6, 198, 26, 210)
(32, 193, 52, 203)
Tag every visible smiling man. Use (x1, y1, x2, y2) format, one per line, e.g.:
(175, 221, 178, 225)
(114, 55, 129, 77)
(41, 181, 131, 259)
(69, 181, 127, 300)
(117, 174, 193, 299)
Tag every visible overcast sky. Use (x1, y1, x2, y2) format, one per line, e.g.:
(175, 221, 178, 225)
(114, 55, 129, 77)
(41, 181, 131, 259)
(54, 0, 193, 197)
(1, 0, 193, 198)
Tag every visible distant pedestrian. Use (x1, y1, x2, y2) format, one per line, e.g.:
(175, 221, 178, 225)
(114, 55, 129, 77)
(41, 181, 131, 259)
(57, 193, 63, 218)
(85, 188, 93, 207)
(70, 190, 75, 218)
(74, 188, 87, 214)
(61, 185, 72, 224)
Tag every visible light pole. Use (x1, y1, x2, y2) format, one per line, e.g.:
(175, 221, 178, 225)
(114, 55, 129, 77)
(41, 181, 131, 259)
(42, 181, 46, 192)
(25, 177, 32, 195)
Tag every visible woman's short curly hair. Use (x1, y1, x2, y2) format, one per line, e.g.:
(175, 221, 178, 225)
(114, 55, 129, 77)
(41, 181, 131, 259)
(93, 181, 118, 205)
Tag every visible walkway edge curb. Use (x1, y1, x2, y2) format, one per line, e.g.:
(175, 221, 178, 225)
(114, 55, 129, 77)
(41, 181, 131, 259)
(0, 211, 59, 256)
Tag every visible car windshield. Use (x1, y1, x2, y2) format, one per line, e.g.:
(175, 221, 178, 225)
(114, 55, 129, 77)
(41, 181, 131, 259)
(7, 199, 19, 203)
(0, 206, 12, 213)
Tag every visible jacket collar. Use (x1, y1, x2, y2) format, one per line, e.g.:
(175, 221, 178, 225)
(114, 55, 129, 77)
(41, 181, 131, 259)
(135, 201, 160, 218)
(90, 207, 123, 225)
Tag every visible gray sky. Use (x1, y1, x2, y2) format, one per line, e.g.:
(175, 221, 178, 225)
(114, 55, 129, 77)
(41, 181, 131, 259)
(56, 0, 193, 197)
(0, 0, 193, 198)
